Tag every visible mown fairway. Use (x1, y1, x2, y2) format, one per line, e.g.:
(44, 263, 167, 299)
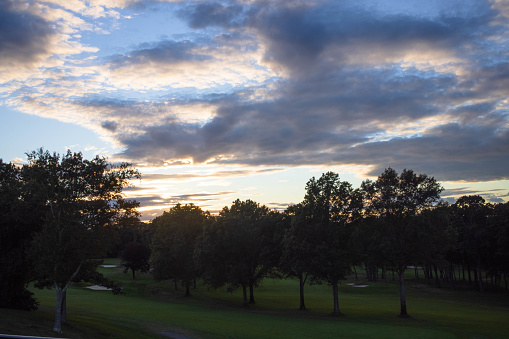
(1, 259, 508, 338)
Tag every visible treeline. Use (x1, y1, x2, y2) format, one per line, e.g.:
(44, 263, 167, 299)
(128, 169, 509, 318)
(1, 149, 509, 333)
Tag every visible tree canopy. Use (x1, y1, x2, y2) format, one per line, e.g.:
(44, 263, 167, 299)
(196, 199, 280, 305)
(150, 203, 209, 296)
(361, 168, 443, 317)
(25, 149, 140, 332)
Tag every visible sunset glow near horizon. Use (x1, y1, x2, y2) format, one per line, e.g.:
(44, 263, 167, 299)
(1, 0, 508, 220)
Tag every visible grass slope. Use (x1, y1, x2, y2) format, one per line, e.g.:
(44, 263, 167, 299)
(1, 260, 508, 338)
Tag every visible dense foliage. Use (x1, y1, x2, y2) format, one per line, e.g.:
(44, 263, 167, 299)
(146, 169, 509, 317)
(150, 203, 209, 296)
(120, 241, 151, 280)
(0, 149, 140, 332)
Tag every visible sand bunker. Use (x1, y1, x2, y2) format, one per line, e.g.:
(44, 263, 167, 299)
(347, 283, 368, 287)
(101, 265, 117, 268)
(86, 285, 112, 291)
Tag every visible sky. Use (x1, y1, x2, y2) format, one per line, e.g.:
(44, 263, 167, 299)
(1, 0, 508, 220)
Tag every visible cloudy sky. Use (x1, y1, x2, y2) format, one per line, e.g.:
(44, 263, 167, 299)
(1, 0, 508, 219)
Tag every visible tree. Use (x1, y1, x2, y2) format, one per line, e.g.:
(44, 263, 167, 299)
(451, 195, 492, 292)
(196, 199, 279, 306)
(0, 160, 43, 310)
(491, 202, 509, 289)
(415, 203, 454, 288)
(150, 203, 208, 296)
(25, 149, 140, 333)
(362, 168, 443, 317)
(300, 172, 362, 315)
(354, 215, 387, 282)
(279, 203, 315, 310)
(120, 241, 151, 280)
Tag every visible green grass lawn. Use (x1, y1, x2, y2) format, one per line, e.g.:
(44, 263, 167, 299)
(1, 260, 508, 338)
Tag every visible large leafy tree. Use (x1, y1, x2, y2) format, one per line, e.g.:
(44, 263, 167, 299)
(25, 149, 140, 333)
(0, 160, 44, 310)
(362, 168, 443, 317)
(300, 172, 362, 315)
(150, 203, 209, 296)
(197, 199, 280, 306)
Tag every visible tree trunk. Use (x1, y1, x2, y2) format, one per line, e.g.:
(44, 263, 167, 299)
(185, 281, 190, 297)
(477, 262, 484, 292)
(398, 268, 408, 318)
(434, 265, 441, 288)
(450, 266, 456, 290)
(61, 290, 67, 324)
(423, 266, 430, 284)
(54, 286, 65, 333)
(331, 282, 341, 316)
(242, 284, 248, 306)
(468, 264, 472, 285)
(132, 268, 136, 280)
(249, 281, 255, 304)
(299, 272, 307, 310)
(474, 267, 479, 289)
(353, 266, 358, 281)
(53, 262, 83, 333)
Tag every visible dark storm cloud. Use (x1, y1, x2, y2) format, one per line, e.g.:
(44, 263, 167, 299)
(330, 122, 509, 182)
(178, 2, 245, 29)
(0, 0, 54, 66)
(118, 66, 457, 166)
(101, 121, 119, 132)
(109, 0, 509, 182)
(238, 0, 498, 76)
(109, 40, 212, 67)
(118, 97, 368, 166)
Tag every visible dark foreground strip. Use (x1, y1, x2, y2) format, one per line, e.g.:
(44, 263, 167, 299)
(0, 335, 68, 339)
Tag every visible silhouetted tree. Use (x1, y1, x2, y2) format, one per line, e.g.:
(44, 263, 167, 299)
(26, 149, 140, 333)
(491, 202, 509, 289)
(0, 160, 44, 310)
(196, 199, 279, 306)
(279, 203, 315, 310)
(120, 241, 151, 280)
(300, 172, 363, 315)
(415, 203, 454, 288)
(362, 168, 443, 317)
(451, 195, 492, 292)
(150, 203, 208, 296)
